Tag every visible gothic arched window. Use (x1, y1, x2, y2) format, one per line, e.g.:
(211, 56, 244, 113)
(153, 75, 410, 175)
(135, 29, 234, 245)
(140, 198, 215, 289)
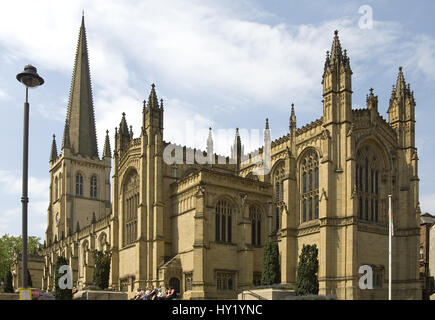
(90, 175, 97, 198)
(215, 199, 233, 243)
(356, 146, 381, 223)
(123, 170, 139, 246)
(75, 173, 83, 196)
(301, 149, 319, 222)
(249, 205, 262, 246)
(272, 161, 285, 231)
(54, 176, 58, 201)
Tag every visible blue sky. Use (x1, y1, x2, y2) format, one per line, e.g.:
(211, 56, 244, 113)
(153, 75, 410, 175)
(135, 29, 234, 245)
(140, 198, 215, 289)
(0, 0, 434, 240)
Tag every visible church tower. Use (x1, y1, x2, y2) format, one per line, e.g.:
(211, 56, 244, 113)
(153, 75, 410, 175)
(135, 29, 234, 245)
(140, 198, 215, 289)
(46, 16, 111, 245)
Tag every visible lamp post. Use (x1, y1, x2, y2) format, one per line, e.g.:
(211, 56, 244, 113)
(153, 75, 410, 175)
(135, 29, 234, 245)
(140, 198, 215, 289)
(16, 65, 44, 288)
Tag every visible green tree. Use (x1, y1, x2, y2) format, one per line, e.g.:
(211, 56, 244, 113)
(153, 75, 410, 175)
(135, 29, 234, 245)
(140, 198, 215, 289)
(3, 270, 13, 293)
(295, 244, 319, 296)
(0, 234, 41, 282)
(93, 250, 111, 289)
(54, 256, 72, 300)
(261, 240, 281, 285)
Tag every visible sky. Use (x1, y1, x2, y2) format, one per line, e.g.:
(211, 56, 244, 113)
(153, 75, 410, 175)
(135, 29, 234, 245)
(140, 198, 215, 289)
(0, 0, 434, 240)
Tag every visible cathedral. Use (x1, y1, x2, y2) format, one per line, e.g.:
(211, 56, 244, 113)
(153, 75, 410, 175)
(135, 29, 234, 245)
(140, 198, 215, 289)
(40, 17, 422, 300)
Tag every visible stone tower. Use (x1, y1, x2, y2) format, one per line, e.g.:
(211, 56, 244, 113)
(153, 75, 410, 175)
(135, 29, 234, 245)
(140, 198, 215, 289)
(46, 16, 111, 246)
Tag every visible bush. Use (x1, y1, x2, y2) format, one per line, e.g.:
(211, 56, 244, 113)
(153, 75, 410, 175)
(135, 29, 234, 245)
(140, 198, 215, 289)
(93, 250, 111, 290)
(261, 240, 281, 285)
(54, 256, 72, 300)
(295, 244, 319, 296)
(3, 270, 13, 293)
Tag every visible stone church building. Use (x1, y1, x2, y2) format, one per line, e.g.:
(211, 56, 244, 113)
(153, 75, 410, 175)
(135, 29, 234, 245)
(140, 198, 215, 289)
(39, 17, 422, 299)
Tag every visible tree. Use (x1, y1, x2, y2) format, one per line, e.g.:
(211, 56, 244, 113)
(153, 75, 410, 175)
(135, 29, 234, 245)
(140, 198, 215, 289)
(3, 270, 13, 293)
(54, 256, 72, 300)
(261, 240, 281, 285)
(27, 269, 33, 288)
(0, 234, 41, 282)
(295, 244, 319, 296)
(93, 250, 111, 289)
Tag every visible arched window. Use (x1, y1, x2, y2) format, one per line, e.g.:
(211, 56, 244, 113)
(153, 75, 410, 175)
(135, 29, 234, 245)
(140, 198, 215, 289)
(215, 199, 233, 243)
(54, 176, 58, 201)
(75, 173, 83, 196)
(249, 206, 262, 246)
(90, 176, 97, 198)
(272, 161, 285, 231)
(123, 170, 139, 246)
(301, 149, 319, 222)
(356, 145, 381, 223)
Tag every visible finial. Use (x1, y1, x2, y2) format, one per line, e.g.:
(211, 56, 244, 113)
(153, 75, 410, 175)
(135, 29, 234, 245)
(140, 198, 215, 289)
(265, 118, 269, 129)
(53, 134, 56, 139)
(334, 30, 338, 36)
(151, 83, 155, 89)
(122, 112, 126, 117)
(209, 127, 212, 131)
(106, 129, 109, 135)
(82, 10, 84, 17)
(369, 87, 374, 95)
(399, 66, 403, 72)
(160, 98, 164, 108)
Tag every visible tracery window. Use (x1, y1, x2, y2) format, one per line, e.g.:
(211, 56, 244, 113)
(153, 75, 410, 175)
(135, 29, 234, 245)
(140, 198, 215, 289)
(216, 272, 235, 291)
(54, 176, 58, 201)
(356, 146, 380, 223)
(215, 199, 233, 243)
(90, 175, 97, 198)
(249, 206, 262, 246)
(75, 173, 83, 196)
(272, 161, 285, 231)
(123, 170, 139, 246)
(301, 149, 319, 222)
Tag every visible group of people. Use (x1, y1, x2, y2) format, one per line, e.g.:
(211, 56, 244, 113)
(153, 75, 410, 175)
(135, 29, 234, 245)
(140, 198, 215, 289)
(132, 286, 177, 300)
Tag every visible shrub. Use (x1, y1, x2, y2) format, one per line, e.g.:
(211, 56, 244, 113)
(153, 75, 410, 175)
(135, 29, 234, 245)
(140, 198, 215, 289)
(93, 250, 111, 290)
(261, 240, 281, 285)
(295, 244, 319, 296)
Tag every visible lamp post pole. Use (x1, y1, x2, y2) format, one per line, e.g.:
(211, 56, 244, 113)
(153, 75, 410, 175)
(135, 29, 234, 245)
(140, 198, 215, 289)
(16, 64, 44, 288)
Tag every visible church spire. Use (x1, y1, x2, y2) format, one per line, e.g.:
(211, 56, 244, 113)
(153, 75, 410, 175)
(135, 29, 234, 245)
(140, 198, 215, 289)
(62, 121, 71, 149)
(330, 30, 343, 62)
(50, 134, 58, 162)
(103, 130, 111, 159)
(64, 15, 99, 158)
(147, 83, 160, 109)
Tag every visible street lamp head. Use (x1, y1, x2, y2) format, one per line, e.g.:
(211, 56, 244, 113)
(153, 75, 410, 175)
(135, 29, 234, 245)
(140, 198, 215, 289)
(16, 64, 44, 88)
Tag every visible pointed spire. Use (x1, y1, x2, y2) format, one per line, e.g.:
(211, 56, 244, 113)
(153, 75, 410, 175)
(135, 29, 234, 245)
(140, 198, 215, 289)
(330, 30, 343, 62)
(147, 83, 159, 109)
(290, 103, 296, 130)
(119, 112, 129, 135)
(207, 127, 213, 164)
(62, 121, 71, 149)
(395, 66, 406, 95)
(50, 134, 58, 162)
(65, 16, 99, 158)
(103, 130, 111, 158)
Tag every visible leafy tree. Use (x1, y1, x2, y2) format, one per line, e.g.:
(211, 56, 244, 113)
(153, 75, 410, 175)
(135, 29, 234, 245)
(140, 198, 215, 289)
(261, 240, 281, 285)
(93, 250, 111, 289)
(3, 270, 13, 293)
(295, 244, 319, 296)
(54, 256, 72, 300)
(0, 234, 41, 282)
